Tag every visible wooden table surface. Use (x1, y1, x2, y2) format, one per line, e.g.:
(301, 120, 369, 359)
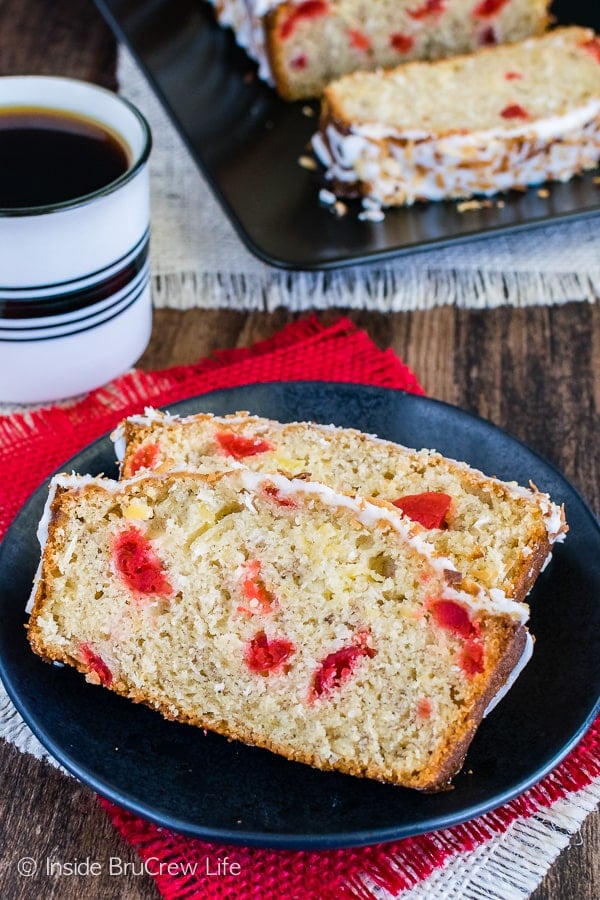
(0, 1, 598, 897)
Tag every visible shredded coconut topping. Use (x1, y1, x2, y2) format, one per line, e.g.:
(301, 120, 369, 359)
(313, 104, 600, 206)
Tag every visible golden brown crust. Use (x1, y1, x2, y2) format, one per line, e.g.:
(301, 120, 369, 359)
(27, 484, 70, 640)
(509, 535, 552, 603)
(419, 621, 528, 790)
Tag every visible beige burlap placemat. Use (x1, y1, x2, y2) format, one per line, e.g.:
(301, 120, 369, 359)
(117, 47, 600, 312)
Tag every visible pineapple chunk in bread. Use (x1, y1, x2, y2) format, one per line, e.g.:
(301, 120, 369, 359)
(28, 469, 530, 791)
(209, 0, 550, 100)
(313, 27, 600, 205)
(113, 409, 566, 603)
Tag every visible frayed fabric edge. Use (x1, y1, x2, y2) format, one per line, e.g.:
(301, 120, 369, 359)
(150, 269, 600, 313)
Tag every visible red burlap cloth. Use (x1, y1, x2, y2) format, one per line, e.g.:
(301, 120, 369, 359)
(1, 316, 598, 900)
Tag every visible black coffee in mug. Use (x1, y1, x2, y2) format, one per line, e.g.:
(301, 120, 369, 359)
(0, 107, 130, 208)
(0, 75, 152, 405)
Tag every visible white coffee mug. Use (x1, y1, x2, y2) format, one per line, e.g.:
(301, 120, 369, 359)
(0, 76, 152, 404)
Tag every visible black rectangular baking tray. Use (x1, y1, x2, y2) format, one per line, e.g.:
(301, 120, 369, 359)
(94, 0, 600, 270)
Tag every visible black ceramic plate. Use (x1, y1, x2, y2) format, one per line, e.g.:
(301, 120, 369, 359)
(0, 383, 599, 848)
(93, 0, 600, 269)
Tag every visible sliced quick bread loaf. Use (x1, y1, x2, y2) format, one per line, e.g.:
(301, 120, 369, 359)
(209, 0, 550, 100)
(312, 26, 600, 205)
(113, 409, 566, 603)
(27, 469, 530, 790)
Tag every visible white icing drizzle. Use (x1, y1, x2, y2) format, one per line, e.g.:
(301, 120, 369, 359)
(111, 425, 126, 463)
(206, 0, 281, 84)
(25, 559, 43, 615)
(318, 188, 337, 206)
(358, 208, 386, 223)
(247, 0, 285, 14)
(421, 453, 567, 543)
(483, 631, 534, 717)
(313, 102, 600, 206)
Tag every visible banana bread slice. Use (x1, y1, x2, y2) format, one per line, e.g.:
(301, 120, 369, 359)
(209, 0, 550, 100)
(113, 409, 566, 603)
(28, 468, 530, 791)
(312, 26, 600, 205)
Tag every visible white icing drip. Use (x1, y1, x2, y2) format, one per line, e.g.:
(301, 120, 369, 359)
(537, 497, 567, 542)
(318, 188, 337, 206)
(313, 104, 600, 206)
(249, 0, 285, 14)
(25, 559, 43, 615)
(111, 425, 126, 462)
(125, 406, 181, 425)
(346, 100, 600, 145)
(483, 631, 534, 717)
(432, 455, 566, 543)
(206, 0, 276, 83)
(311, 132, 332, 166)
(485, 587, 528, 622)
(358, 208, 386, 223)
